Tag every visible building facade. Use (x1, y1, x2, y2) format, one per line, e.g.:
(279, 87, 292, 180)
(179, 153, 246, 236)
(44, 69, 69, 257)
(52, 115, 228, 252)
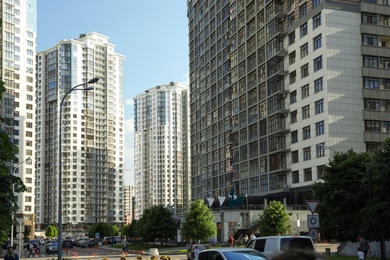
(35, 32, 125, 234)
(187, 0, 390, 205)
(0, 0, 37, 238)
(124, 185, 135, 224)
(133, 82, 191, 219)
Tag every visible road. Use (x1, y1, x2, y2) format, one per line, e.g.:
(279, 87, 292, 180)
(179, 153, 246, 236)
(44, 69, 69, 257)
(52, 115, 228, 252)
(0, 245, 188, 260)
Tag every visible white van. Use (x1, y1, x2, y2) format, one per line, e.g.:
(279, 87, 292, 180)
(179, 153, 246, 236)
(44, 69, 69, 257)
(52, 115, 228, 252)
(246, 236, 315, 258)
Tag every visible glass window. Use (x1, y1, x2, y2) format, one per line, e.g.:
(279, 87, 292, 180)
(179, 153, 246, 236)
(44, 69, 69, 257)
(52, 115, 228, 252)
(362, 34, 378, 46)
(313, 13, 322, 29)
(314, 77, 323, 93)
(313, 0, 322, 8)
(301, 85, 309, 99)
(315, 99, 324, 114)
(301, 43, 308, 58)
(289, 71, 296, 84)
(292, 151, 299, 163)
(291, 130, 298, 143)
(363, 77, 379, 89)
(302, 105, 310, 119)
(365, 120, 381, 132)
(301, 63, 309, 78)
(303, 147, 311, 161)
(303, 126, 311, 140)
(289, 31, 295, 45)
(304, 168, 312, 181)
(289, 51, 296, 65)
(313, 34, 322, 50)
(291, 110, 297, 124)
(314, 56, 322, 71)
(363, 55, 378, 68)
(299, 3, 308, 18)
(316, 120, 325, 135)
(316, 143, 325, 157)
(300, 22, 308, 37)
(290, 90, 297, 104)
(292, 171, 299, 184)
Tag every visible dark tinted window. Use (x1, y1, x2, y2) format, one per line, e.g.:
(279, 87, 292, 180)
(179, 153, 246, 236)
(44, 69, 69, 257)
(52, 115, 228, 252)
(254, 239, 266, 252)
(280, 238, 314, 251)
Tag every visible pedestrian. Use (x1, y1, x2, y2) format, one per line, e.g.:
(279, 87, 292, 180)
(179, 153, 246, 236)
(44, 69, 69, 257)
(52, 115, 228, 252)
(4, 246, 19, 260)
(193, 245, 200, 259)
(210, 237, 215, 247)
(28, 242, 34, 257)
(122, 240, 128, 252)
(243, 234, 249, 244)
(357, 249, 365, 260)
(228, 235, 234, 247)
(357, 235, 370, 258)
(111, 237, 115, 246)
(250, 233, 256, 239)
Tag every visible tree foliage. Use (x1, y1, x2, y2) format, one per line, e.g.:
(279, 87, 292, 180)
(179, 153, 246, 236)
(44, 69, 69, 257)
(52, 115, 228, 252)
(0, 80, 26, 244)
(256, 200, 291, 236)
(87, 222, 115, 238)
(312, 150, 372, 242)
(180, 199, 216, 242)
(361, 139, 390, 241)
(45, 225, 58, 238)
(133, 205, 177, 244)
(122, 220, 138, 239)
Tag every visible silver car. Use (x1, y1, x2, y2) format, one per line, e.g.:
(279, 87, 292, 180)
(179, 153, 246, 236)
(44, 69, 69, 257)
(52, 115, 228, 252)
(198, 248, 269, 260)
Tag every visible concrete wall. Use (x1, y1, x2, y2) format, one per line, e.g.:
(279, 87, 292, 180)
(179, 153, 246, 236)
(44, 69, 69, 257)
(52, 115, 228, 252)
(338, 241, 390, 258)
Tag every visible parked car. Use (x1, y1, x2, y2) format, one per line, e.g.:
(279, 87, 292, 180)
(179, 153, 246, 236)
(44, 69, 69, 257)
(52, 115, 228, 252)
(187, 244, 209, 260)
(45, 242, 58, 254)
(75, 238, 90, 247)
(80, 241, 97, 248)
(246, 236, 315, 258)
(63, 240, 74, 249)
(198, 248, 269, 260)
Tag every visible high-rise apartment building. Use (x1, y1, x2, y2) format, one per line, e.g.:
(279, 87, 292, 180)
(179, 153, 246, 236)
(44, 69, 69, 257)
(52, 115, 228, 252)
(188, 0, 390, 204)
(35, 32, 125, 233)
(133, 82, 191, 219)
(0, 0, 37, 237)
(124, 185, 135, 224)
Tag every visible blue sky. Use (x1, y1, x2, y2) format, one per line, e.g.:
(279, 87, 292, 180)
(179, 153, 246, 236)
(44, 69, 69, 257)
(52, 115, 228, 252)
(37, 1, 189, 185)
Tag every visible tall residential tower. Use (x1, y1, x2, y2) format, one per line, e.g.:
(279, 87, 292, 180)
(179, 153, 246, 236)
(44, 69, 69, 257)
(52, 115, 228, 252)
(133, 82, 191, 219)
(0, 0, 37, 237)
(35, 32, 125, 233)
(188, 0, 390, 204)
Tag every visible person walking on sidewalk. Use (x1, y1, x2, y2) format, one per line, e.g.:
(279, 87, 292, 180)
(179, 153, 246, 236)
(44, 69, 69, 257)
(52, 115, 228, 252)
(4, 246, 19, 260)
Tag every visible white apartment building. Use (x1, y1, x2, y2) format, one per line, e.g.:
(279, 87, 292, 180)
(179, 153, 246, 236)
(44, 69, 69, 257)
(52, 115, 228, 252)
(133, 82, 191, 219)
(35, 32, 125, 234)
(124, 185, 134, 224)
(188, 0, 390, 206)
(0, 0, 37, 238)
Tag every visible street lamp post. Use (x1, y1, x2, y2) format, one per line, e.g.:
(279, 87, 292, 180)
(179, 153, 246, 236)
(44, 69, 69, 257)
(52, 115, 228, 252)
(10, 157, 32, 248)
(58, 78, 98, 259)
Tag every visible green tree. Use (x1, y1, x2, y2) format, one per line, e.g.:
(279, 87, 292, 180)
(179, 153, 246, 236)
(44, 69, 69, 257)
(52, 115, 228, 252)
(0, 81, 26, 244)
(180, 199, 216, 242)
(122, 220, 138, 239)
(88, 222, 113, 238)
(312, 150, 371, 242)
(362, 138, 390, 259)
(111, 225, 119, 236)
(134, 205, 177, 245)
(257, 200, 291, 236)
(45, 225, 56, 238)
